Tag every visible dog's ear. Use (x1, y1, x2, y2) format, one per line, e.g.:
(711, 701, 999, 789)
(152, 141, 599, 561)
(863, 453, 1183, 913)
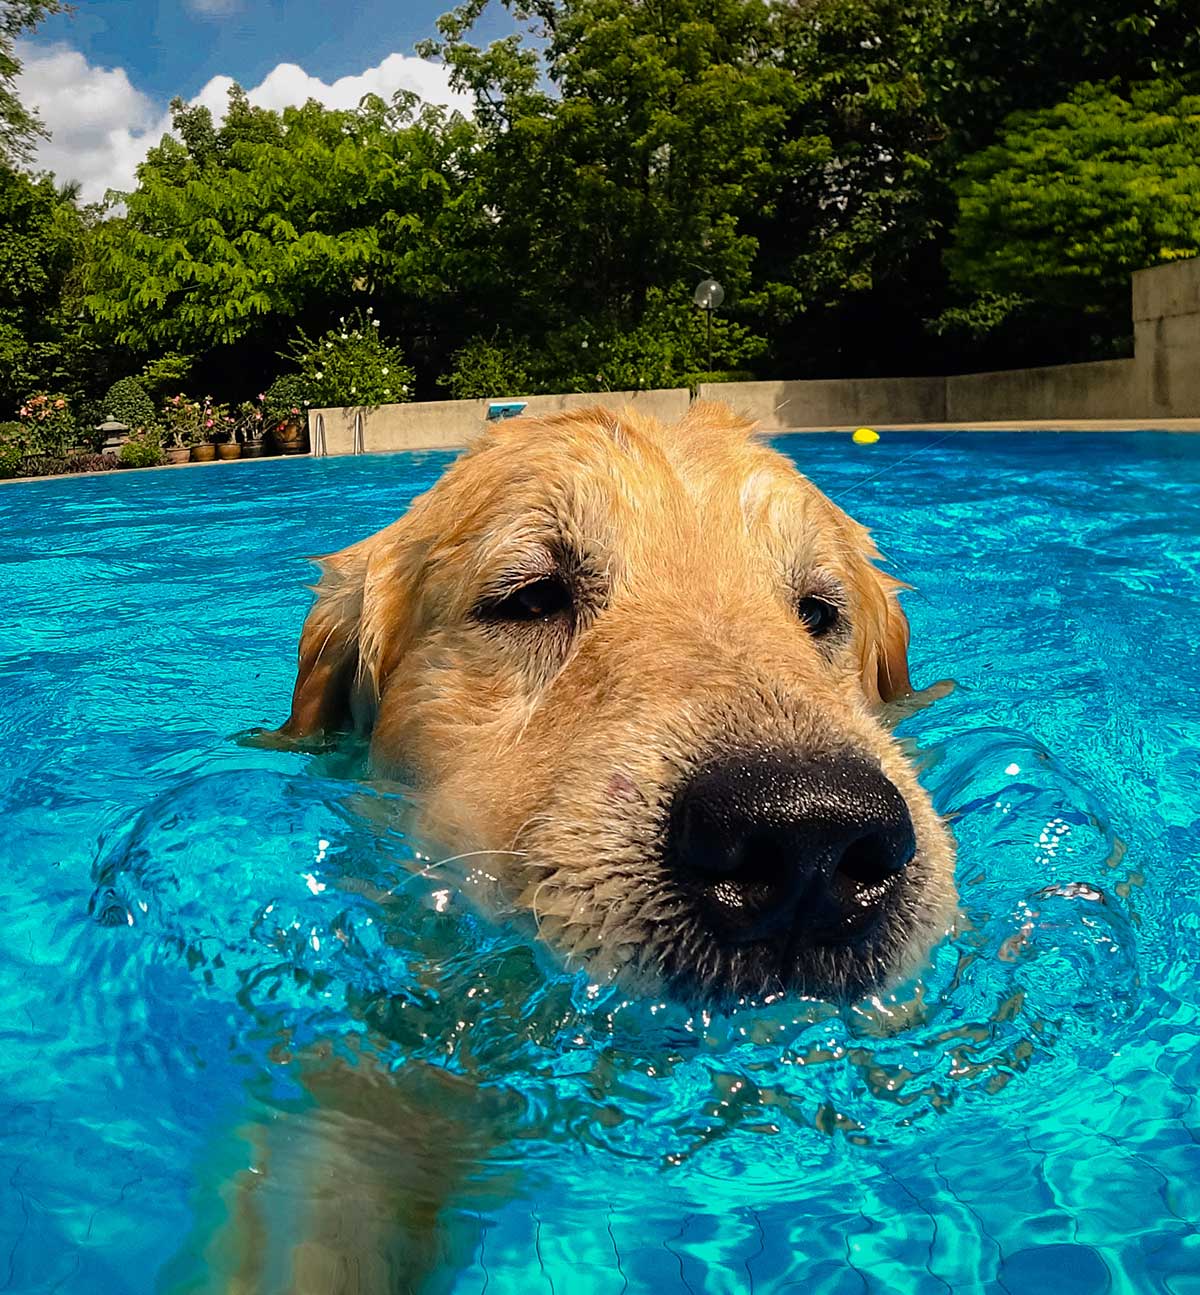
(278, 538, 375, 741)
(857, 569, 913, 706)
(826, 500, 913, 707)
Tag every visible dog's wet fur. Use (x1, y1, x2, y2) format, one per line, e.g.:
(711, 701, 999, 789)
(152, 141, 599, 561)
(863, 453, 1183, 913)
(277, 402, 956, 1005)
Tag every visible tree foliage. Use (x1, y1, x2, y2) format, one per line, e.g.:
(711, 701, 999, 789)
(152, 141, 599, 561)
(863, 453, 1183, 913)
(420, 0, 797, 333)
(0, 166, 90, 410)
(947, 80, 1200, 317)
(85, 87, 487, 362)
(1, 0, 63, 165)
(5, 0, 1199, 423)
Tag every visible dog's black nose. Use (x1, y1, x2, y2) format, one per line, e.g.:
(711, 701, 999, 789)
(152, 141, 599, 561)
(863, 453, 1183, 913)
(666, 752, 916, 944)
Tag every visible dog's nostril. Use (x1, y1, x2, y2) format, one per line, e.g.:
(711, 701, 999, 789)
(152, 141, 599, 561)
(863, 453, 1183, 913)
(731, 828, 791, 884)
(835, 830, 913, 888)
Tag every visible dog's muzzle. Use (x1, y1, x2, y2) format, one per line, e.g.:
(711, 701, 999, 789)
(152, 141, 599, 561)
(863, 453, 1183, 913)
(665, 750, 916, 951)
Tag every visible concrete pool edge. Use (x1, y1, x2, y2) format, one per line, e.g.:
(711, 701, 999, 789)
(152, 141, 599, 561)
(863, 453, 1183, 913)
(4, 418, 1200, 487)
(774, 418, 1200, 433)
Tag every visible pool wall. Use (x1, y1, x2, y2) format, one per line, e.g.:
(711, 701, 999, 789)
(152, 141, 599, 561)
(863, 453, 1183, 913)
(309, 256, 1200, 452)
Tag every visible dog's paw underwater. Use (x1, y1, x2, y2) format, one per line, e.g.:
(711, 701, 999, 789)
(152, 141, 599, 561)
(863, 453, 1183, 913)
(87, 704, 1137, 1159)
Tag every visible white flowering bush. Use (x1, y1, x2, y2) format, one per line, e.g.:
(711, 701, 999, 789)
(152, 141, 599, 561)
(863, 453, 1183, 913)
(281, 308, 416, 408)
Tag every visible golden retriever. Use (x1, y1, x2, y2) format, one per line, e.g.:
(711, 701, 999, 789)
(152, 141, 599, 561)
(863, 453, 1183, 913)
(273, 400, 956, 1003)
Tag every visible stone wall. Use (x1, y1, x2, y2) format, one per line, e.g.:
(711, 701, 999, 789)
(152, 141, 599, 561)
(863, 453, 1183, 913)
(310, 387, 691, 456)
(1133, 257, 1200, 420)
(309, 257, 1200, 451)
(705, 259, 1198, 429)
(694, 376, 946, 433)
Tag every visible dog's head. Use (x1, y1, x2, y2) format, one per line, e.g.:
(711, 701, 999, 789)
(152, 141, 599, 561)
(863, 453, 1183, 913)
(277, 403, 956, 1003)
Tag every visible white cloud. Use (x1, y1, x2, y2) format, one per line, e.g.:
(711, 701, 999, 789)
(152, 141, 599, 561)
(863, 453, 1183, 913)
(14, 45, 171, 201)
(15, 43, 472, 203)
(193, 54, 473, 122)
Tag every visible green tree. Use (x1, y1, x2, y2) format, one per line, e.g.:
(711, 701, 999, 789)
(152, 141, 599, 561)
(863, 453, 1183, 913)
(85, 86, 488, 391)
(945, 80, 1200, 329)
(420, 0, 797, 338)
(749, 0, 1200, 372)
(1, 0, 63, 166)
(0, 165, 91, 412)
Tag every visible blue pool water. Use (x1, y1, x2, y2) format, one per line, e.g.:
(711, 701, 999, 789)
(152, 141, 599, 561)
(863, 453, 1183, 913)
(1, 433, 1198, 1293)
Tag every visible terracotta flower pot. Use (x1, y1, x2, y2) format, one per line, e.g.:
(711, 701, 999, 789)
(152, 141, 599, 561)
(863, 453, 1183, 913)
(241, 441, 266, 458)
(190, 443, 216, 463)
(217, 442, 241, 460)
(165, 447, 190, 465)
(272, 419, 309, 456)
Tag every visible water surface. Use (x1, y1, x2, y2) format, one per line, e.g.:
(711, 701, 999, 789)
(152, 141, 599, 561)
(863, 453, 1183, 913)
(1, 432, 1198, 1292)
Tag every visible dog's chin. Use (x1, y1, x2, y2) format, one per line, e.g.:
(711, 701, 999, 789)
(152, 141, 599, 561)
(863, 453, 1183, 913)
(654, 891, 924, 1008)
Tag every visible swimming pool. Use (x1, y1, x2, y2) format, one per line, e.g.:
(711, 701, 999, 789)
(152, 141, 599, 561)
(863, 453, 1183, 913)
(2, 432, 1197, 1293)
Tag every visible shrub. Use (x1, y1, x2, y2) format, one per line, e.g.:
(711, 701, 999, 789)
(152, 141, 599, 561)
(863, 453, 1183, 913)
(443, 292, 767, 397)
(282, 308, 415, 408)
(549, 291, 766, 393)
(0, 420, 25, 478)
(20, 455, 70, 478)
(118, 426, 164, 469)
(138, 353, 195, 399)
(263, 374, 311, 430)
(443, 337, 534, 400)
(17, 392, 75, 457)
(678, 369, 756, 389)
(101, 376, 157, 431)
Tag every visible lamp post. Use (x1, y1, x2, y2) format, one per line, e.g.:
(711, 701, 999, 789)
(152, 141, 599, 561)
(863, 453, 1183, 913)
(693, 277, 725, 372)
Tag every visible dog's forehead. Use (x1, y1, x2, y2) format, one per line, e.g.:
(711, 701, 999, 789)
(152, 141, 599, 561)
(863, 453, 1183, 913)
(457, 411, 831, 543)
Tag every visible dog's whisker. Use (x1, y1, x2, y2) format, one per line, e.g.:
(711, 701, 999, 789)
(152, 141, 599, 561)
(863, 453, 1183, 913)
(391, 848, 528, 893)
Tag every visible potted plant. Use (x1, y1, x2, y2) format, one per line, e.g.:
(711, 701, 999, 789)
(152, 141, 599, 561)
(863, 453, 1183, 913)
(213, 404, 240, 460)
(163, 394, 206, 462)
(163, 429, 190, 465)
(190, 396, 220, 462)
(264, 375, 311, 455)
(233, 398, 267, 458)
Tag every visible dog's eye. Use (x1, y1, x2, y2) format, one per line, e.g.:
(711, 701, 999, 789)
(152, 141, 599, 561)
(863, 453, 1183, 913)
(486, 576, 573, 623)
(796, 595, 841, 638)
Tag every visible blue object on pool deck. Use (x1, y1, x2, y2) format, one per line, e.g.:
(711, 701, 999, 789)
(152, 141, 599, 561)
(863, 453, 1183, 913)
(1, 432, 1198, 1293)
(486, 400, 527, 420)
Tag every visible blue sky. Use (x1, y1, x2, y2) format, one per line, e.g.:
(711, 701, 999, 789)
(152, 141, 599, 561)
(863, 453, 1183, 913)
(32, 0, 512, 103)
(17, 0, 516, 200)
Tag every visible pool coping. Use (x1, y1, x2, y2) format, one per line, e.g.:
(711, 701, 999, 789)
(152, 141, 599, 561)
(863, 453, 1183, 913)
(778, 419, 1200, 433)
(3, 417, 1200, 486)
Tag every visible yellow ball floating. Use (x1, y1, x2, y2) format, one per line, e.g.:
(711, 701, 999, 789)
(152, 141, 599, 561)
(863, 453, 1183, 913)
(852, 426, 880, 445)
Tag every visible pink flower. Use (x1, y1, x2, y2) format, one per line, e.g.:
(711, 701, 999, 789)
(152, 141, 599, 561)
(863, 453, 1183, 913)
(205, 418, 213, 428)
(257, 393, 265, 402)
